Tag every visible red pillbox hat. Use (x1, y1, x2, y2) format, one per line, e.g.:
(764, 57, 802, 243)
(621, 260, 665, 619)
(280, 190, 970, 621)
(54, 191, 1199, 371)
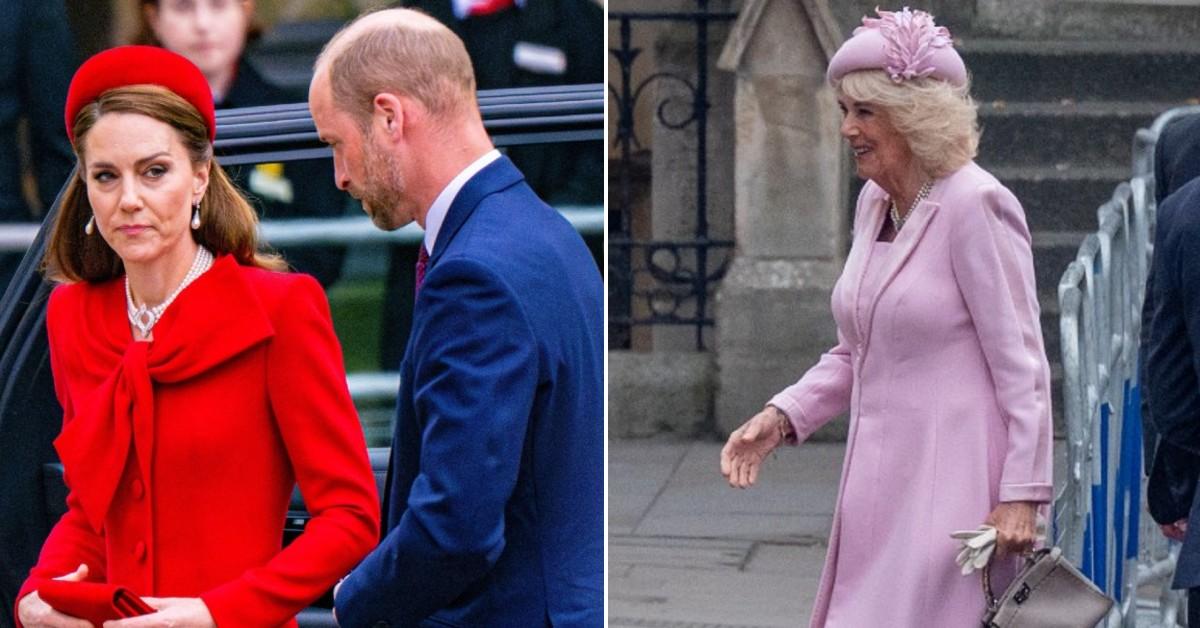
(64, 45, 216, 143)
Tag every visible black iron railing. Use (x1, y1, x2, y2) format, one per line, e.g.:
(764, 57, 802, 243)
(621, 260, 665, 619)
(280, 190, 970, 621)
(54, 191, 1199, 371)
(608, 1, 736, 351)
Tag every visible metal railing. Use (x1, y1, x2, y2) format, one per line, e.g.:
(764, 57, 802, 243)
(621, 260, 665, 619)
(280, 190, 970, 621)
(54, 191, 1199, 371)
(1055, 106, 1198, 626)
(607, 1, 737, 350)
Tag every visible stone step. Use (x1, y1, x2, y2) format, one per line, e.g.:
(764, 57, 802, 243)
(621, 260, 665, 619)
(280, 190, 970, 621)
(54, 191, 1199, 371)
(968, 1, 1200, 43)
(977, 101, 1165, 169)
(991, 166, 1129, 233)
(1033, 230, 1090, 304)
(958, 39, 1200, 103)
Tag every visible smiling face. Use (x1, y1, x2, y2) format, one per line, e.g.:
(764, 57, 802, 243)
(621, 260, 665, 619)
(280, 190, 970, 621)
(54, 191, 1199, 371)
(146, 0, 250, 81)
(309, 72, 413, 231)
(837, 92, 914, 185)
(83, 112, 208, 270)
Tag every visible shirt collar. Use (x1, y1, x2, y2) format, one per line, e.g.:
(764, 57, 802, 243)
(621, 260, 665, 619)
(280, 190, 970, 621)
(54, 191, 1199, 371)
(424, 149, 501, 254)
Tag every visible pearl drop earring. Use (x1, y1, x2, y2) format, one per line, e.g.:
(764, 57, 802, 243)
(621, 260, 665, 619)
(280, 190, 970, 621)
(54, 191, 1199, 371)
(191, 199, 201, 230)
(84, 215, 95, 235)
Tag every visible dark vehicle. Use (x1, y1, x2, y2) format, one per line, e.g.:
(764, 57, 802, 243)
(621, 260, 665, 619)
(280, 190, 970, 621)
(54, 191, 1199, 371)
(0, 84, 602, 628)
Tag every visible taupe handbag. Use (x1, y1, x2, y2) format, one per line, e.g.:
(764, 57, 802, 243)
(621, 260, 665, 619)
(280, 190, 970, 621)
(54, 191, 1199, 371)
(980, 547, 1114, 628)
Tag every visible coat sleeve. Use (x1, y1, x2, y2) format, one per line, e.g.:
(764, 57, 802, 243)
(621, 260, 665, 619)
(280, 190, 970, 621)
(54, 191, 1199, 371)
(1149, 192, 1200, 453)
(15, 288, 108, 627)
(199, 276, 380, 627)
(767, 328, 854, 442)
(949, 182, 1054, 503)
(334, 257, 537, 628)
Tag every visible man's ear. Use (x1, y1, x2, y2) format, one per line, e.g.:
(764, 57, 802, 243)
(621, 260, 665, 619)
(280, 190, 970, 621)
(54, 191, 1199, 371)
(372, 93, 405, 141)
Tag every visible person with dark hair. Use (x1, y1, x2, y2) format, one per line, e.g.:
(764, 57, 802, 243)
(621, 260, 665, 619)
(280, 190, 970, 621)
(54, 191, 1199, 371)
(15, 45, 378, 628)
(309, 9, 602, 627)
(133, 0, 347, 287)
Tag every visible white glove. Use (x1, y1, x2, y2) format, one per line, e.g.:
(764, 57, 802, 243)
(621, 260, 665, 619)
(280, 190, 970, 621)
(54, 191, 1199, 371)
(950, 517, 1048, 576)
(951, 525, 997, 575)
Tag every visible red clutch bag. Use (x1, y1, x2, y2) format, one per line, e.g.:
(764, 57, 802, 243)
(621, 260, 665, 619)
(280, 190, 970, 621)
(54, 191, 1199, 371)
(38, 580, 155, 625)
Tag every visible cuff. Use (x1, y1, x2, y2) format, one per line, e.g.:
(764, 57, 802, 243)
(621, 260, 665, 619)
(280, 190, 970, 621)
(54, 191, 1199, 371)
(765, 396, 812, 444)
(998, 482, 1053, 503)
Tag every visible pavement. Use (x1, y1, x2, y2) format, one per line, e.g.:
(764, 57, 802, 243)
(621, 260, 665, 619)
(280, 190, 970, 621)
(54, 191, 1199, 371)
(606, 437, 1186, 628)
(608, 437, 845, 628)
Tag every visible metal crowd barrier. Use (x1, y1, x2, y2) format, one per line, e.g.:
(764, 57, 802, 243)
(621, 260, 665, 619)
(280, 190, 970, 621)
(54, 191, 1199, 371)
(1057, 107, 1196, 626)
(0, 207, 603, 403)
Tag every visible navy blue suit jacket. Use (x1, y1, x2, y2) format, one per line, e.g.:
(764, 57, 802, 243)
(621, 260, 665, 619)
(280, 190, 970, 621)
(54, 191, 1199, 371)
(335, 156, 603, 627)
(1145, 175, 1200, 589)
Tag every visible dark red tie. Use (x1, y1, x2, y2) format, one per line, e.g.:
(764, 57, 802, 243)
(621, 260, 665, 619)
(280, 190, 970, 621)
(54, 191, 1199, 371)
(467, 0, 514, 17)
(415, 245, 429, 297)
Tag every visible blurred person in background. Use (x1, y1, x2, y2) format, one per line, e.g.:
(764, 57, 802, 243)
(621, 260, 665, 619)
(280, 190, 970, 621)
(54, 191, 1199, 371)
(133, 0, 347, 287)
(0, 0, 77, 297)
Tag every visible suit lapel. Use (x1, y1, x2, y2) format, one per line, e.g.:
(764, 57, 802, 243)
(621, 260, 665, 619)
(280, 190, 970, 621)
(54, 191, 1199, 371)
(428, 155, 525, 266)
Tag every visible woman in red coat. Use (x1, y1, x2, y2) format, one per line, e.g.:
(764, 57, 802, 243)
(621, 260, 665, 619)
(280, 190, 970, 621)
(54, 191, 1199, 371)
(14, 46, 380, 628)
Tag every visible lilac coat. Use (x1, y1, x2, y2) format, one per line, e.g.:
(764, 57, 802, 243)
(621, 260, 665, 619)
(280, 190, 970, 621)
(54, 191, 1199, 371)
(769, 162, 1054, 627)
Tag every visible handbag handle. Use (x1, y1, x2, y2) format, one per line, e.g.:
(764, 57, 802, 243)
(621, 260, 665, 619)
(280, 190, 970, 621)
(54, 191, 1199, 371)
(981, 548, 1047, 610)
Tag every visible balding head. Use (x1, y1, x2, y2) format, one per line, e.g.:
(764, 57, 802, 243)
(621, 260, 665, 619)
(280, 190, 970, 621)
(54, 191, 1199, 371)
(314, 8, 477, 127)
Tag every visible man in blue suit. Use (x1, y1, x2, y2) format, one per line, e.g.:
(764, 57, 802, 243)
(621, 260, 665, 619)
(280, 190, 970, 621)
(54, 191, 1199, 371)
(308, 8, 602, 627)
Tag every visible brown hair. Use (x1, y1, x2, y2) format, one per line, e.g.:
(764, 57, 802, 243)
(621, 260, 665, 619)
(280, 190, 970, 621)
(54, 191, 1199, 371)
(131, 0, 263, 47)
(44, 85, 285, 283)
(317, 8, 477, 129)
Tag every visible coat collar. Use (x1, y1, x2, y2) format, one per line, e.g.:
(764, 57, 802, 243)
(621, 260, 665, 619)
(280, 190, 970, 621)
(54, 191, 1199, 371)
(427, 155, 524, 265)
(55, 255, 275, 532)
(851, 181, 941, 339)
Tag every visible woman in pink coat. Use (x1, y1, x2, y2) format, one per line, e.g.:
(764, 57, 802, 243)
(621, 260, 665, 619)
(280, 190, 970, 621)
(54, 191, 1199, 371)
(719, 8, 1053, 627)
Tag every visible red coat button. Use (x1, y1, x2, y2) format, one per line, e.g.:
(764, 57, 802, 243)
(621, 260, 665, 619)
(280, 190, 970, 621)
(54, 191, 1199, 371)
(132, 480, 144, 499)
(134, 541, 147, 561)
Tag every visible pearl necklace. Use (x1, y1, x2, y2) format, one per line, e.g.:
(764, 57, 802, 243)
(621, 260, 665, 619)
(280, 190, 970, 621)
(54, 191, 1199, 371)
(889, 180, 934, 232)
(126, 246, 214, 337)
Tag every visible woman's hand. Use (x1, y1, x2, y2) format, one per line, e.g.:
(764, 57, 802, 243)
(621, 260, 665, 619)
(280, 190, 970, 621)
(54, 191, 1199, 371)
(102, 598, 215, 628)
(720, 406, 790, 488)
(985, 501, 1039, 558)
(17, 564, 92, 628)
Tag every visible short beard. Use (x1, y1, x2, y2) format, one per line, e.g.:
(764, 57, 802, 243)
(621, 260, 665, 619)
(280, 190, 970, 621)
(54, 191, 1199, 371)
(359, 130, 409, 231)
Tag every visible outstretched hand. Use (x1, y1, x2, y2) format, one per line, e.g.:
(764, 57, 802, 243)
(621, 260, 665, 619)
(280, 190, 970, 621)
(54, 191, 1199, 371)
(720, 406, 790, 488)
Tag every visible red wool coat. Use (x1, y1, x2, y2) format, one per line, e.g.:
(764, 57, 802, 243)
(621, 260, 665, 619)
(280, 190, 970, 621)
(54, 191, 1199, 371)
(16, 256, 380, 627)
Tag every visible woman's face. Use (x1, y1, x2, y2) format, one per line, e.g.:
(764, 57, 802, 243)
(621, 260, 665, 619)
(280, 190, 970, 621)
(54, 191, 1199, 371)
(837, 93, 914, 184)
(83, 112, 209, 268)
(147, 0, 251, 80)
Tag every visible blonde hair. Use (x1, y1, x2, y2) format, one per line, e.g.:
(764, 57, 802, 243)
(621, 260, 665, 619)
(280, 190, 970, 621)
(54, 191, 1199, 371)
(44, 85, 285, 283)
(316, 8, 477, 129)
(836, 70, 979, 177)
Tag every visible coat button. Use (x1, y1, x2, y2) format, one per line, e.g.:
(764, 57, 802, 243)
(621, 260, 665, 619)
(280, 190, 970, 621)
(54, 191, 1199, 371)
(134, 541, 147, 561)
(132, 480, 144, 499)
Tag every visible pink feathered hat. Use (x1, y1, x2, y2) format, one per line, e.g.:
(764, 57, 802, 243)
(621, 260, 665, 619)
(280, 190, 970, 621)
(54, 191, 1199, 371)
(826, 7, 966, 87)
